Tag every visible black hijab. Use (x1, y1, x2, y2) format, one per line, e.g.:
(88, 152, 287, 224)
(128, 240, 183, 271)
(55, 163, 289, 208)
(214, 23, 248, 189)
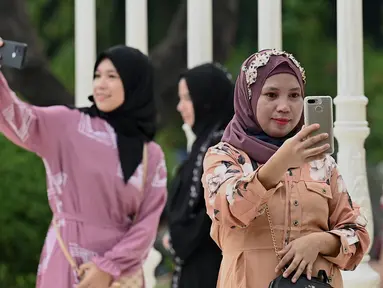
(181, 63, 234, 137)
(167, 63, 234, 261)
(74, 45, 156, 183)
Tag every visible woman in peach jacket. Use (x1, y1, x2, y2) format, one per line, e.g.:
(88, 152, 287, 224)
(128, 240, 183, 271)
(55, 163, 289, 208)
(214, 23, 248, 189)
(202, 50, 369, 288)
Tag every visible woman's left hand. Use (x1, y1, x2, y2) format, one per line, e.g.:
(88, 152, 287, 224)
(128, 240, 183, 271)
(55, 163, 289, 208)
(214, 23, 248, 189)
(275, 234, 320, 283)
(76, 262, 113, 288)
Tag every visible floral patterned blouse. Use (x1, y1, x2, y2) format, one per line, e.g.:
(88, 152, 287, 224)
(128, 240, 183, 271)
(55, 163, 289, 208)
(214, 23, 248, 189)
(202, 142, 370, 288)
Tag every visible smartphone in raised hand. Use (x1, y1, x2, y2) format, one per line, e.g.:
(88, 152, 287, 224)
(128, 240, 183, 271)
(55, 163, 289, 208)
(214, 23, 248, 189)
(0, 40, 28, 69)
(304, 96, 335, 155)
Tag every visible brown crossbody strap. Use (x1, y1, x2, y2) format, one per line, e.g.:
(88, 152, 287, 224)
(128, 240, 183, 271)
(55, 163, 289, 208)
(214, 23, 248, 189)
(53, 143, 149, 274)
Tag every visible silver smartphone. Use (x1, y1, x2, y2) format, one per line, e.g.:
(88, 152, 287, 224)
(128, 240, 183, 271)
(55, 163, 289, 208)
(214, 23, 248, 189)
(303, 96, 334, 155)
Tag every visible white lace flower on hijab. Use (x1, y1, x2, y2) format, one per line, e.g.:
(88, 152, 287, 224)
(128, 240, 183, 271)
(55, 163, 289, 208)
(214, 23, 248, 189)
(241, 49, 306, 99)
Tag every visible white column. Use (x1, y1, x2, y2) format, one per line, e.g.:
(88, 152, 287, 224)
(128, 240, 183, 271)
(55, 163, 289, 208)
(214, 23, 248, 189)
(257, 0, 282, 51)
(75, 0, 96, 107)
(126, 4, 161, 287)
(187, 0, 212, 68)
(335, 1, 380, 287)
(126, 0, 148, 55)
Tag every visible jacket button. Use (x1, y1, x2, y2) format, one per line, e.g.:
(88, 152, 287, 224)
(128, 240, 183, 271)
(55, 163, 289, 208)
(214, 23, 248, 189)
(293, 200, 299, 206)
(293, 220, 299, 226)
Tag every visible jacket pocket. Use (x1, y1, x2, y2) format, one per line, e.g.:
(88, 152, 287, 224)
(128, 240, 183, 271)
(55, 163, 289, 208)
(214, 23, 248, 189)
(305, 181, 332, 199)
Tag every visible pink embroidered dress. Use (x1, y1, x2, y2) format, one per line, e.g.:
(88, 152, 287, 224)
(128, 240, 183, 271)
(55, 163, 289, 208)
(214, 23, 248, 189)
(0, 72, 167, 288)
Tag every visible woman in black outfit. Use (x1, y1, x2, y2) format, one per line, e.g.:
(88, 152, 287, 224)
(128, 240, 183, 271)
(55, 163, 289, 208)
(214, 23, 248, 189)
(164, 63, 234, 288)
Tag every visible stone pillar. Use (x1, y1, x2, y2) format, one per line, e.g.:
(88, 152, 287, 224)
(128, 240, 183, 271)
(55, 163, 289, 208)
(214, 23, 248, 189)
(126, 0, 148, 55)
(335, 0, 380, 287)
(187, 0, 212, 68)
(74, 0, 96, 106)
(258, 0, 282, 50)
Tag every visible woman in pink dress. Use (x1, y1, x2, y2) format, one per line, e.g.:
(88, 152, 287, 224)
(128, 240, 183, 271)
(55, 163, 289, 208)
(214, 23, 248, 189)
(0, 39, 167, 288)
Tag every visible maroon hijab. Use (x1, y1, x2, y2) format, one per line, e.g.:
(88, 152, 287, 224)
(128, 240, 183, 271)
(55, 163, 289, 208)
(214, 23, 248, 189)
(222, 49, 306, 164)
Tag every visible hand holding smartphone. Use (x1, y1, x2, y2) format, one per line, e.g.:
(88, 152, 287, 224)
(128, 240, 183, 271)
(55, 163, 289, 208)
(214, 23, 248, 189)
(303, 96, 335, 155)
(0, 38, 28, 69)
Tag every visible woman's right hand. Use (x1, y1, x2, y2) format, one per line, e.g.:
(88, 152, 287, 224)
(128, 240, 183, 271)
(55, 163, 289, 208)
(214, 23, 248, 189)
(278, 124, 329, 168)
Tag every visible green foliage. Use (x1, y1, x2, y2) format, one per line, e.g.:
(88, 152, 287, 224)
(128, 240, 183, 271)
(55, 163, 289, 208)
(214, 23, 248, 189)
(0, 263, 36, 288)
(0, 135, 50, 286)
(27, 1, 76, 94)
(364, 45, 383, 163)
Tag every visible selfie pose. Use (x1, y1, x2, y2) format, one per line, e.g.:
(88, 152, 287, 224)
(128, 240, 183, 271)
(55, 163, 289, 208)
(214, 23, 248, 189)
(0, 39, 167, 288)
(165, 63, 234, 288)
(202, 49, 370, 288)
